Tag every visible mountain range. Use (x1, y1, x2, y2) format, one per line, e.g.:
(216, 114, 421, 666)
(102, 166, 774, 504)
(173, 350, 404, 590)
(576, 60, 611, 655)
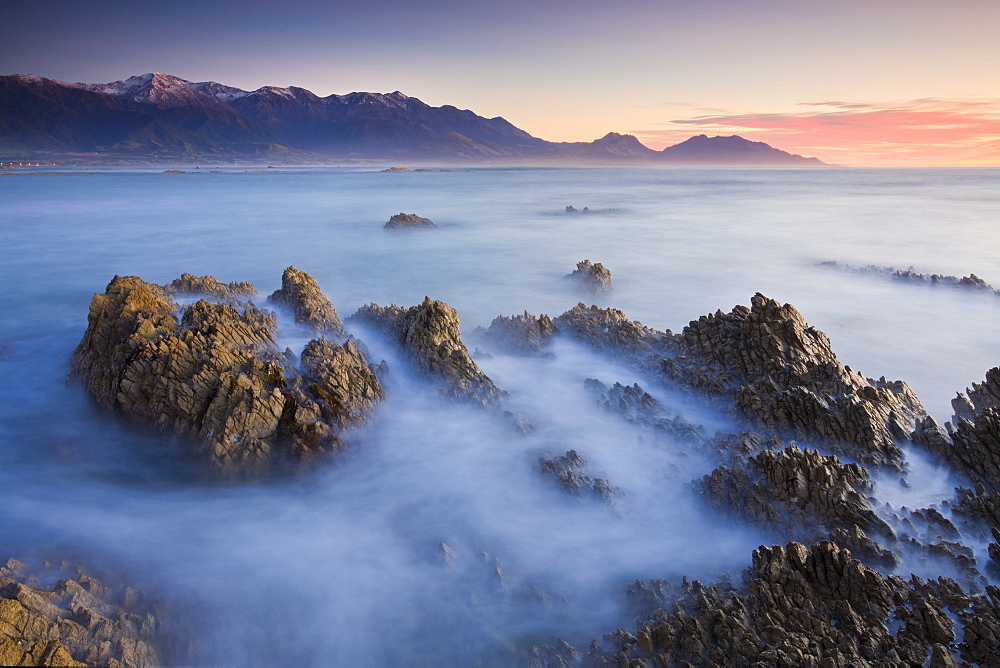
(0, 72, 825, 165)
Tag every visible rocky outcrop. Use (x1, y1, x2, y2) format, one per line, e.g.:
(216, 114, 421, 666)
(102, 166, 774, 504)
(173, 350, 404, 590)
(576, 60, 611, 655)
(350, 297, 505, 406)
(538, 450, 621, 504)
(296, 338, 384, 429)
(554, 303, 672, 357)
(666, 294, 926, 468)
(913, 367, 1000, 490)
(821, 261, 1000, 296)
(566, 260, 612, 295)
(384, 212, 436, 229)
(163, 273, 256, 300)
(583, 541, 988, 667)
(699, 444, 892, 539)
(476, 311, 556, 354)
(70, 272, 382, 470)
(0, 559, 163, 667)
(584, 379, 704, 446)
(268, 266, 344, 335)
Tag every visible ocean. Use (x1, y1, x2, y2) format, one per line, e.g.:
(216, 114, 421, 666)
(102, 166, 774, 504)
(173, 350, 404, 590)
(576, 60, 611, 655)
(1, 165, 998, 663)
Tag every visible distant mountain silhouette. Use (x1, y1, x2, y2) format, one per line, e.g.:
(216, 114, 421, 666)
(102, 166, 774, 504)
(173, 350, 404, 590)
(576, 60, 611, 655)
(0, 73, 825, 165)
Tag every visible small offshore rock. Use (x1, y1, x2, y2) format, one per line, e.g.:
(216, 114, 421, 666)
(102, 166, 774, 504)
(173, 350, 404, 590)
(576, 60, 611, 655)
(567, 259, 612, 294)
(384, 212, 436, 229)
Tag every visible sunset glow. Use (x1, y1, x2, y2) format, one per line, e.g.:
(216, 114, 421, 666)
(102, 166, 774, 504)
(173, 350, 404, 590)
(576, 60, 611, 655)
(634, 99, 1000, 167)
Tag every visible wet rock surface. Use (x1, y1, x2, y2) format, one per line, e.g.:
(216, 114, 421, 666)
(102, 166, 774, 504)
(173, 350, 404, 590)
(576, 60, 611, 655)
(384, 212, 436, 229)
(350, 297, 506, 406)
(70, 271, 382, 471)
(0, 558, 165, 667)
(566, 260, 612, 295)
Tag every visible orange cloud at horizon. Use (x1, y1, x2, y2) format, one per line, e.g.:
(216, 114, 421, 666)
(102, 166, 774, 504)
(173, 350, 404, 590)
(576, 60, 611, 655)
(632, 99, 1000, 167)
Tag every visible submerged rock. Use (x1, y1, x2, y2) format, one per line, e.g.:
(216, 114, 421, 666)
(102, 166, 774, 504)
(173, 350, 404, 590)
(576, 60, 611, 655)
(268, 265, 345, 335)
(351, 297, 506, 406)
(70, 271, 382, 471)
(0, 558, 165, 667)
(538, 449, 621, 504)
(384, 212, 436, 229)
(566, 259, 612, 295)
(585, 378, 704, 446)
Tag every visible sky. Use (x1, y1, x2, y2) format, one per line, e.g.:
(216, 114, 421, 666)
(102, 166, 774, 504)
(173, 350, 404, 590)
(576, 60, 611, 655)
(3, 0, 998, 166)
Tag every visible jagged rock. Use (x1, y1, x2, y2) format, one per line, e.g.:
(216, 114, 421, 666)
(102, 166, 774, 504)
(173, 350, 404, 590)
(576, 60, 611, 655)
(588, 541, 981, 667)
(915, 367, 1000, 490)
(350, 297, 506, 406)
(268, 266, 345, 335)
(828, 525, 900, 570)
(667, 294, 926, 468)
(821, 261, 1000, 296)
(699, 444, 893, 538)
(298, 338, 385, 429)
(703, 430, 780, 468)
(554, 303, 672, 357)
(163, 273, 256, 300)
(584, 379, 704, 446)
(477, 311, 556, 354)
(384, 212, 435, 229)
(566, 260, 612, 295)
(538, 450, 621, 504)
(0, 559, 163, 667)
(70, 273, 380, 470)
(527, 638, 579, 668)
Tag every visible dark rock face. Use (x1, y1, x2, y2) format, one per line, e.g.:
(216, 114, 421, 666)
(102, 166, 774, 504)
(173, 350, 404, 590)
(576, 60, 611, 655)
(70, 272, 382, 470)
(699, 444, 892, 538)
(538, 450, 621, 504)
(821, 261, 1000, 296)
(666, 293, 926, 468)
(913, 367, 1000, 490)
(584, 541, 987, 667)
(0, 558, 163, 667)
(477, 311, 556, 354)
(384, 212, 436, 229)
(351, 297, 505, 406)
(566, 260, 612, 295)
(268, 265, 345, 335)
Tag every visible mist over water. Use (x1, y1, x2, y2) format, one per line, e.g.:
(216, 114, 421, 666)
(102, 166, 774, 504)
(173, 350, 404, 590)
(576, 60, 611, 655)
(2, 166, 999, 663)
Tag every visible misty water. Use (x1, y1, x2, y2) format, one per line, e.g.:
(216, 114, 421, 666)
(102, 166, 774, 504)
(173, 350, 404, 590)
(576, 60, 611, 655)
(2, 166, 999, 663)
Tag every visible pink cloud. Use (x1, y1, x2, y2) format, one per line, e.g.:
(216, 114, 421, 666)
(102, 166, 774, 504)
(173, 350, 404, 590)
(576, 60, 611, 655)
(632, 99, 1000, 166)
